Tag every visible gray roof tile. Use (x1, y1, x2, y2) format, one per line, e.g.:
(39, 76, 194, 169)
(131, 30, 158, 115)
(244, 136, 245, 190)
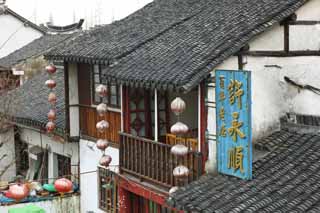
(167, 131, 320, 212)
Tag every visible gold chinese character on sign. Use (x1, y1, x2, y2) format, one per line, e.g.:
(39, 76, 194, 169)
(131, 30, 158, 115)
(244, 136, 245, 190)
(228, 112, 245, 142)
(228, 146, 244, 173)
(219, 123, 227, 137)
(219, 91, 225, 101)
(219, 75, 225, 89)
(219, 107, 225, 121)
(228, 80, 244, 109)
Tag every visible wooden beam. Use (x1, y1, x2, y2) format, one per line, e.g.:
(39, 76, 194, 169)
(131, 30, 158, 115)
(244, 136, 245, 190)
(284, 21, 290, 53)
(289, 20, 320, 25)
(154, 89, 158, 141)
(240, 50, 320, 57)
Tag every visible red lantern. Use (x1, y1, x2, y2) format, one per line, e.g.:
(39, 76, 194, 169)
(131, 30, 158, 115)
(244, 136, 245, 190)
(99, 155, 112, 167)
(45, 79, 56, 89)
(54, 178, 73, 193)
(96, 139, 109, 151)
(46, 65, 57, 74)
(48, 93, 57, 104)
(47, 109, 56, 121)
(6, 184, 29, 201)
(46, 121, 55, 133)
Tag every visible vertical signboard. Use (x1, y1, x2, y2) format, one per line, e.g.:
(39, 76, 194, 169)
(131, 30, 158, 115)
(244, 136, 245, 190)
(215, 70, 252, 180)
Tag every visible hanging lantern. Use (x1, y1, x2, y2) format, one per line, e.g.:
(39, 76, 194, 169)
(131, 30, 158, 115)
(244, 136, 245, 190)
(99, 155, 112, 167)
(45, 79, 56, 89)
(171, 122, 189, 135)
(54, 178, 73, 193)
(47, 109, 56, 121)
(96, 139, 109, 151)
(171, 97, 186, 115)
(6, 184, 29, 201)
(169, 186, 179, 195)
(46, 121, 55, 133)
(171, 144, 188, 156)
(95, 84, 108, 97)
(46, 64, 57, 74)
(96, 103, 107, 116)
(96, 120, 109, 132)
(173, 165, 189, 178)
(48, 92, 57, 104)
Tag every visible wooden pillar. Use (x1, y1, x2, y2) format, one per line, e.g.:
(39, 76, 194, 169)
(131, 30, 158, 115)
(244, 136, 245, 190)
(154, 89, 158, 141)
(199, 82, 208, 171)
(119, 186, 131, 213)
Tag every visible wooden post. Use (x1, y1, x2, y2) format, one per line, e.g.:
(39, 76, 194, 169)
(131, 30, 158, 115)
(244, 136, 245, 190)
(154, 89, 158, 141)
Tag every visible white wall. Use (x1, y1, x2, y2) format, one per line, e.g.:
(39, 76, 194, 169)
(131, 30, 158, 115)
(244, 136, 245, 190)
(205, 0, 320, 170)
(19, 128, 79, 182)
(0, 195, 80, 213)
(0, 13, 43, 58)
(0, 126, 16, 181)
(79, 138, 119, 213)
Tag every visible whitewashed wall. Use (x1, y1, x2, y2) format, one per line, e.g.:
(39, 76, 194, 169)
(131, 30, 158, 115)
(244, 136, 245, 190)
(0, 195, 80, 213)
(19, 128, 79, 182)
(206, 0, 320, 170)
(0, 126, 16, 181)
(0, 13, 43, 58)
(79, 138, 119, 213)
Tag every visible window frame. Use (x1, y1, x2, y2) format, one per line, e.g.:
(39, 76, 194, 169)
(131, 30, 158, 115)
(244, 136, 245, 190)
(92, 65, 121, 109)
(98, 167, 118, 212)
(57, 154, 71, 178)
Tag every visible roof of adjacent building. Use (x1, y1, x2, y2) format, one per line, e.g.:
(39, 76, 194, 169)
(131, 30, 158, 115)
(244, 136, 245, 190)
(1, 67, 65, 134)
(0, 33, 77, 69)
(167, 130, 320, 212)
(0, 6, 46, 34)
(45, 0, 306, 92)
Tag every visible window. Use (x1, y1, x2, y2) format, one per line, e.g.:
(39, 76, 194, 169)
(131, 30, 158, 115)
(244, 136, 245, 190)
(98, 167, 118, 212)
(57, 154, 71, 177)
(92, 65, 121, 108)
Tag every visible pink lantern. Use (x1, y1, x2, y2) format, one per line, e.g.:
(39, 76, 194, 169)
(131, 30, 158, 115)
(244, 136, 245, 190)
(173, 165, 189, 178)
(54, 178, 73, 193)
(46, 65, 57, 74)
(170, 122, 189, 135)
(47, 109, 56, 121)
(171, 97, 186, 115)
(96, 103, 107, 116)
(48, 93, 57, 104)
(45, 79, 56, 89)
(6, 184, 29, 201)
(46, 121, 55, 133)
(96, 120, 109, 133)
(95, 84, 107, 97)
(171, 144, 188, 156)
(96, 139, 109, 151)
(99, 155, 112, 167)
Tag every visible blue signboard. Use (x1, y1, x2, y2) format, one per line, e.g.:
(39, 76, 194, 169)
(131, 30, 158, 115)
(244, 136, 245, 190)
(215, 70, 252, 180)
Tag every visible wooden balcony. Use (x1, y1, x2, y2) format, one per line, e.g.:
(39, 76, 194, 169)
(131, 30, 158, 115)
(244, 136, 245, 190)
(79, 105, 121, 144)
(119, 132, 203, 189)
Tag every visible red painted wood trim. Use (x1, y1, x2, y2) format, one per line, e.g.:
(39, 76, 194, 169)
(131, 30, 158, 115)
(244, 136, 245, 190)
(119, 178, 167, 206)
(200, 81, 208, 171)
(118, 185, 131, 213)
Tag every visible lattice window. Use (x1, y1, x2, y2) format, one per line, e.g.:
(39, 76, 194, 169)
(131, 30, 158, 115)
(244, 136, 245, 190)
(98, 167, 118, 212)
(57, 154, 71, 177)
(92, 65, 121, 108)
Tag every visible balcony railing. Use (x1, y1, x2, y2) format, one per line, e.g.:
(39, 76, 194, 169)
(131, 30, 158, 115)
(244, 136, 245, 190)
(119, 132, 203, 188)
(79, 105, 121, 144)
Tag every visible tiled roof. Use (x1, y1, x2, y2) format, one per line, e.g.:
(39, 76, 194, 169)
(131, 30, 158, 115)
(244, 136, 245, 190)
(1, 68, 65, 134)
(0, 33, 76, 68)
(46, 0, 306, 92)
(167, 130, 320, 212)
